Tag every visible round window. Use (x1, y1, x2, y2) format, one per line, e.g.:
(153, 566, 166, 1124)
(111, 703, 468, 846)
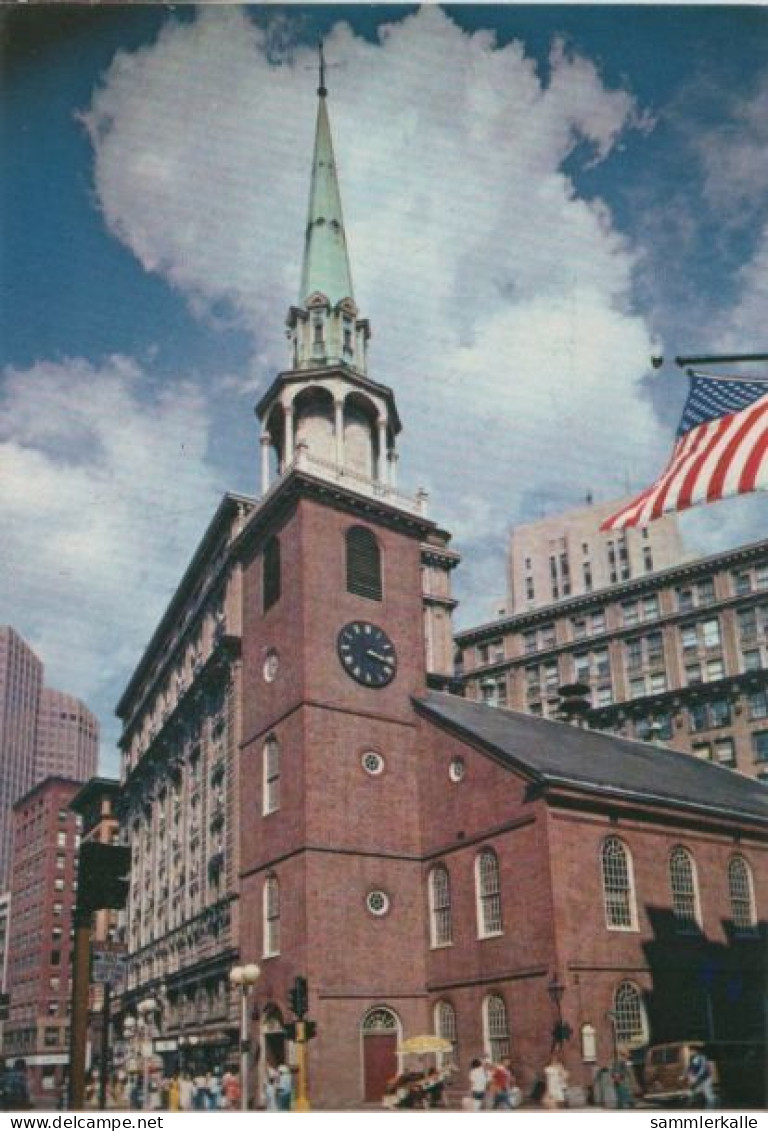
(449, 757, 466, 783)
(362, 751, 385, 776)
(366, 890, 390, 917)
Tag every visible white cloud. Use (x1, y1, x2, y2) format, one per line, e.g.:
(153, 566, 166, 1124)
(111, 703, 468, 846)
(0, 356, 221, 763)
(81, 5, 664, 524)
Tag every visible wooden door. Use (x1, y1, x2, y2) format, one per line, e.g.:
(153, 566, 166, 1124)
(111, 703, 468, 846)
(363, 1032, 398, 1102)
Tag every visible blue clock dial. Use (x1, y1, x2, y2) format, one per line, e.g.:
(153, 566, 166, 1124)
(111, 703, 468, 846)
(337, 622, 397, 687)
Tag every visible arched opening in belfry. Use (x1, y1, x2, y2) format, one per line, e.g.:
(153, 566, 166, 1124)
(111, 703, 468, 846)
(293, 386, 335, 466)
(265, 404, 285, 477)
(344, 393, 378, 480)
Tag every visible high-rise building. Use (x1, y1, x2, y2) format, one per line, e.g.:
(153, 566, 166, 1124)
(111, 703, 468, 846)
(3, 777, 82, 1104)
(0, 628, 99, 889)
(507, 499, 687, 614)
(0, 628, 44, 888)
(116, 61, 767, 1111)
(36, 689, 100, 784)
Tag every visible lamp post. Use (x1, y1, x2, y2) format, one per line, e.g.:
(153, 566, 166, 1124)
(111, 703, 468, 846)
(605, 1009, 620, 1064)
(137, 998, 159, 1111)
(547, 975, 570, 1052)
(229, 964, 260, 1112)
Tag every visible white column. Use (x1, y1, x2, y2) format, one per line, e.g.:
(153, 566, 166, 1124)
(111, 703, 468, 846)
(260, 433, 271, 495)
(377, 419, 388, 483)
(388, 447, 399, 490)
(335, 399, 345, 469)
(284, 404, 294, 466)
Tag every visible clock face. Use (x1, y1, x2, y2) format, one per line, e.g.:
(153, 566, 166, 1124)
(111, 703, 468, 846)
(337, 622, 397, 688)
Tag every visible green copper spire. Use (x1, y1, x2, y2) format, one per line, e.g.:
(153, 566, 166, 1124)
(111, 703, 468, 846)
(299, 42, 354, 307)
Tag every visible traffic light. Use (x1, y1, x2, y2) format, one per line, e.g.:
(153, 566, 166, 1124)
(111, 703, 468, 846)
(77, 842, 131, 913)
(304, 1020, 317, 1041)
(288, 975, 308, 1019)
(284, 1022, 297, 1042)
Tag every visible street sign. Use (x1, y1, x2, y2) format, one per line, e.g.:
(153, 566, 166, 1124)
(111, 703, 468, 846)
(153, 1038, 179, 1053)
(92, 950, 127, 988)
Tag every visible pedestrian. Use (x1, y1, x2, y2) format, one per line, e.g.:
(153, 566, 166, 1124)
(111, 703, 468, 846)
(276, 1063, 293, 1111)
(490, 1056, 514, 1109)
(468, 1057, 488, 1111)
(167, 1075, 180, 1112)
(612, 1049, 635, 1110)
(179, 1073, 194, 1112)
(687, 1050, 716, 1109)
(222, 1067, 240, 1110)
(208, 1069, 222, 1110)
(543, 1054, 568, 1108)
(2, 1059, 31, 1111)
(192, 1070, 207, 1110)
(264, 1066, 279, 1112)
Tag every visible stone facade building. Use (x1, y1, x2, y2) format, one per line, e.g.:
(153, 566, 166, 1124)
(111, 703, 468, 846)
(458, 536, 768, 781)
(506, 499, 687, 615)
(116, 66, 767, 1110)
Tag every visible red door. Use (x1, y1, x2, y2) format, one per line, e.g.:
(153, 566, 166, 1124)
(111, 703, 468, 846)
(363, 1032, 398, 1102)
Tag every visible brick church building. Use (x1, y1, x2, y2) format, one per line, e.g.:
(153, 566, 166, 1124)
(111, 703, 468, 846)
(118, 61, 767, 1109)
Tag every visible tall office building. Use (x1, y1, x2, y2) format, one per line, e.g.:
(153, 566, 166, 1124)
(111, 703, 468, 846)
(0, 628, 99, 888)
(35, 689, 100, 784)
(507, 499, 687, 614)
(0, 628, 44, 888)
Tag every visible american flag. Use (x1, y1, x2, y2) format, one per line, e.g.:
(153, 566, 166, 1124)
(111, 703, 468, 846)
(601, 372, 768, 530)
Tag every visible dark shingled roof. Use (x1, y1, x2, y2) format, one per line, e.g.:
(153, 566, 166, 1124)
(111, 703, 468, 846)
(416, 692, 768, 824)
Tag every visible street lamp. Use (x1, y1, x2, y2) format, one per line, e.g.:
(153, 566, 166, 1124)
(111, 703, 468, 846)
(547, 975, 571, 1051)
(229, 963, 260, 1112)
(137, 998, 159, 1111)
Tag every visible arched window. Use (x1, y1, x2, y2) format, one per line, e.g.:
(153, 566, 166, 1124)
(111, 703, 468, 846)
(475, 849, 503, 937)
(482, 994, 510, 1061)
(263, 735, 280, 815)
(728, 855, 756, 931)
(263, 875, 280, 957)
(346, 526, 382, 601)
(434, 1000, 459, 1066)
(612, 981, 649, 1049)
(428, 865, 453, 948)
(669, 847, 700, 931)
(601, 837, 637, 930)
(263, 535, 281, 612)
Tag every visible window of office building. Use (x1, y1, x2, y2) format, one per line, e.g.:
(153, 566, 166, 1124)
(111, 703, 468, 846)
(714, 738, 735, 767)
(753, 731, 768, 763)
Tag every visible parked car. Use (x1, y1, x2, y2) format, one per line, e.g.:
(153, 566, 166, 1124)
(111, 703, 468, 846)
(643, 1042, 716, 1105)
(644, 1041, 767, 1108)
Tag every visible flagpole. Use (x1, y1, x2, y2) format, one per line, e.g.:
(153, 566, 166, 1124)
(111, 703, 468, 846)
(675, 353, 768, 367)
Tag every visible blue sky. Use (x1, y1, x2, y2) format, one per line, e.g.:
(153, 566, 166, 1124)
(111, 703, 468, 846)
(2, 4, 767, 773)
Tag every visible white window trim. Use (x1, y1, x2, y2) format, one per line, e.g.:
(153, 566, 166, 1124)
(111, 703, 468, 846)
(475, 850, 504, 939)
(263, 875, 280, 958)
(262, 735, 280, 816)
(669, 846, 702, 931)
(601, 837, 639, 932)
(482, 993, 510, 1061)
(612, 980, 649, 1049)
(728, 854, 757, 931)
(428, 865, 453, 949)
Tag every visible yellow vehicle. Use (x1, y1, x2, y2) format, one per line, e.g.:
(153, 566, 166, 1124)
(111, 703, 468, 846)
(643, 1042, 717, 1105)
